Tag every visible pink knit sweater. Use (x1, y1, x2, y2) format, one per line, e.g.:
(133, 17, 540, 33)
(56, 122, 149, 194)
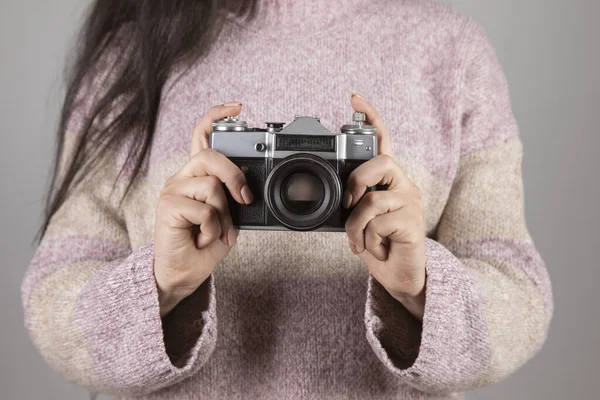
(22, 1, 553, 399)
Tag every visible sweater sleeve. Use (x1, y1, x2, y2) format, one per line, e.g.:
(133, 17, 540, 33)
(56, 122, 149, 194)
(364, 21, 553, 394)
(21, 45, 217, 396)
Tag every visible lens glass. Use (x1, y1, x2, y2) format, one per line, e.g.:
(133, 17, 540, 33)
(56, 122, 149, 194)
(281, 172, 324, 215)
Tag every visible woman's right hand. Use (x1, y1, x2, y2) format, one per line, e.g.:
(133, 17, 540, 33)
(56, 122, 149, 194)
(153, 102, 253, 317)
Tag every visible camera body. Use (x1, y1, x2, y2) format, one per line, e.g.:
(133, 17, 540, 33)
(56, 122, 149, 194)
(209, 112, 378, 231)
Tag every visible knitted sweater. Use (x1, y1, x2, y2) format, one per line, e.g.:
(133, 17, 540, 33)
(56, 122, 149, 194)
(21, 0, 553, 399)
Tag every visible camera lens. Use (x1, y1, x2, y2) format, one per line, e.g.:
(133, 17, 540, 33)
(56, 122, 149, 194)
(265, 153, 342, 231)
(281, 172, 325, 215)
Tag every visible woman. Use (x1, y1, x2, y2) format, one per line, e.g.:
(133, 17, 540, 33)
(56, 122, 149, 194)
(22, 0, 553, 399)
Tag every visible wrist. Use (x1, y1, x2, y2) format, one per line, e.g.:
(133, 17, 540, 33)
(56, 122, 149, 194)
(156, 280, 200, 318)
(157, 286, 186, 318)
(391, 284, 426, 321)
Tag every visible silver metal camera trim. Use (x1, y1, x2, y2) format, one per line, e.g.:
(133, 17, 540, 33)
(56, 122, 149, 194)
(210, 116, 378, 161)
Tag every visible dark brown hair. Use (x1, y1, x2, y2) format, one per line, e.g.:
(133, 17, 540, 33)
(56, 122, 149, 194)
(39, 0, 258, 240)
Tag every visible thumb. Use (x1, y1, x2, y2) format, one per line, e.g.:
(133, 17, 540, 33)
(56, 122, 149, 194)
(350, 94, 392, 156)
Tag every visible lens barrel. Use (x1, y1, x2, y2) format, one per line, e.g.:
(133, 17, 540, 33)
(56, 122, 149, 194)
(265, 154, 342, 231)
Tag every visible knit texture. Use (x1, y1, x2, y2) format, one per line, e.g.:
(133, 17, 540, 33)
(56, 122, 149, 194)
(22, 0, 553, 398)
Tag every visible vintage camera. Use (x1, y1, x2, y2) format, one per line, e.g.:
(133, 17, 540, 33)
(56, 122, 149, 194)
(210, 112, 378, 231)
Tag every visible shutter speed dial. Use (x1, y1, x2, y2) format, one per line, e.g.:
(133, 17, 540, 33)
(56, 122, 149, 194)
(340, 112, 376, 135)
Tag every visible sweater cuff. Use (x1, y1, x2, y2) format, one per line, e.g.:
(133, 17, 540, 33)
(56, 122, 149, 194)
(75, 242, 217, 396)
(364, 238, 492, 394)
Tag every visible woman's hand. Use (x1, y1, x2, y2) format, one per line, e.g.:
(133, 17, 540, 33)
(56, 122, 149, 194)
(345, 94, 427, 320)
(154, 102, 253, 317)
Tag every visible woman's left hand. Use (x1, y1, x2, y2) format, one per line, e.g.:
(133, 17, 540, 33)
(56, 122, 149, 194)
(345, 94, 426, 320)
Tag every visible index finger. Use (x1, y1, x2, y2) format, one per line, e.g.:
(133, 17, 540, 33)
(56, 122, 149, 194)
(175, 148, 253, 205)
(344, 154, 409, 209)
(350, 94, 393, 156)
(191, 102, 243, 156)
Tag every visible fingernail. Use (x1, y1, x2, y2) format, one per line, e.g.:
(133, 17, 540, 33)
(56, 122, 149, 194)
(349, 242, 358, 255)
(352, 93, 365, 100)
(241, 185, 254, 204)
(343, 191, 353, 209)
(228, 228, 238, 246)
(223, 101, 242, 107)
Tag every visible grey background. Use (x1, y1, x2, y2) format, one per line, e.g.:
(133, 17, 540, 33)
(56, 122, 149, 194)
(1, 0, 598, 399)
